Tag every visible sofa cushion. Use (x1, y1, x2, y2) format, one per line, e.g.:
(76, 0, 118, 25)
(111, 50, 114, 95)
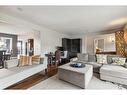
(31, 55, 41, 64)
(70, 57, 78, 62)
(100, 65, 127, 79)
(8, 64, 44, 73)
(96, 54, 107, 64)
(85, 62, 102, 73)
(77, 53, 88, 62)
(87, 62, 102, 68)
(107, 55, 121, 64)
(0, 64, 46, 89)
(5, 59, 19, 69)
(19, 56, 31, 66)
(0, 69, 14, 79)
(88, 54, 96, 62)
(112, 57, 126, 66)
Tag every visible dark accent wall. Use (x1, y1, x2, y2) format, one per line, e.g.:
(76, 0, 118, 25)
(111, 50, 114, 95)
(0, 33, 18, 57)
(62, 38, 82, 58)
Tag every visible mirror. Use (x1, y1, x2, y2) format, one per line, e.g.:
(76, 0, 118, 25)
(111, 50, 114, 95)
(94, 39, 104, 53)
(94, 33, 116, 54)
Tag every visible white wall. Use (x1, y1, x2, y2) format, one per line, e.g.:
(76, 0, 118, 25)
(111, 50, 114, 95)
(13, 27, 69, 56)
(40, 28, 69, 55)
(86, 36, 94, 54)
(0, 13, 69, 56)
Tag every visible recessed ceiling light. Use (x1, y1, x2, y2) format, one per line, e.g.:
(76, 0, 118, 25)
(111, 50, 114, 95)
(17, 7, 23, 12)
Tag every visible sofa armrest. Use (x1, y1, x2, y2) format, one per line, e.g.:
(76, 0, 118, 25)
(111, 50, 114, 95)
(42, 57, 48, 68)
(70, 57, 78, 62)
(4, 59, 19, 69)
(40, 57, 44, 64)
(124, 63, 127, 68)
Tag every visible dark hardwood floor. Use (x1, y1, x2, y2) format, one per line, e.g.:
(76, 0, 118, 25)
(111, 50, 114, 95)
(6, 65, 58, 90)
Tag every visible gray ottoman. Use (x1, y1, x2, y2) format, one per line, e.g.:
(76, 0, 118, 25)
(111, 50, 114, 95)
(58, 63, 93, 88)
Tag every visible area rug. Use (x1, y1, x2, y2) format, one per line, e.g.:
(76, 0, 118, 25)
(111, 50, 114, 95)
(29, 74, 126, 90)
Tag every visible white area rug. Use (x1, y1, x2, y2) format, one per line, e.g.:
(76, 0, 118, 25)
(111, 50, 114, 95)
(29, 74, 126, 90)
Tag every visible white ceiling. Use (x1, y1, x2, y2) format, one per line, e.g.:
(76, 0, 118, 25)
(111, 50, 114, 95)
(0, 6, 127, 35)
(0, 21, 39, 36)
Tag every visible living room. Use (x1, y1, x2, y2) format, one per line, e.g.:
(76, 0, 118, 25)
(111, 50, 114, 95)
(1, 4, 127, 93)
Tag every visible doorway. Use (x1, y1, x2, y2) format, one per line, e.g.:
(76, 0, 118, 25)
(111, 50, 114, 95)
(17, 41, 23, 55)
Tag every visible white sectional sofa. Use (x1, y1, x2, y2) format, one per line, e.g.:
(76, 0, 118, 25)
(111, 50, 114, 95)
(71, 53, 127, 85)
(0, 57, 47, 89)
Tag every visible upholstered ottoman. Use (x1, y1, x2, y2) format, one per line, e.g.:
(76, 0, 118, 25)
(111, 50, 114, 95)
(100, 65, 127, 85)
(58, 63, 93, 88)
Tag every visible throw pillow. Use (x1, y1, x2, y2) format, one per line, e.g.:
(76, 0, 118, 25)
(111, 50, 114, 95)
(31, 55, 41, 64)
(107, 55, 121, 64)
(96, 54, 107, 64)
(19, 56, 31, 66)
(112, 57, 126, 66)
(77, 53, 88, 62)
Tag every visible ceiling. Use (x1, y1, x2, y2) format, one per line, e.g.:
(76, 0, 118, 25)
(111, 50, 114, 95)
(0, 21, 39, 36)
(0, 6, 127, 35)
